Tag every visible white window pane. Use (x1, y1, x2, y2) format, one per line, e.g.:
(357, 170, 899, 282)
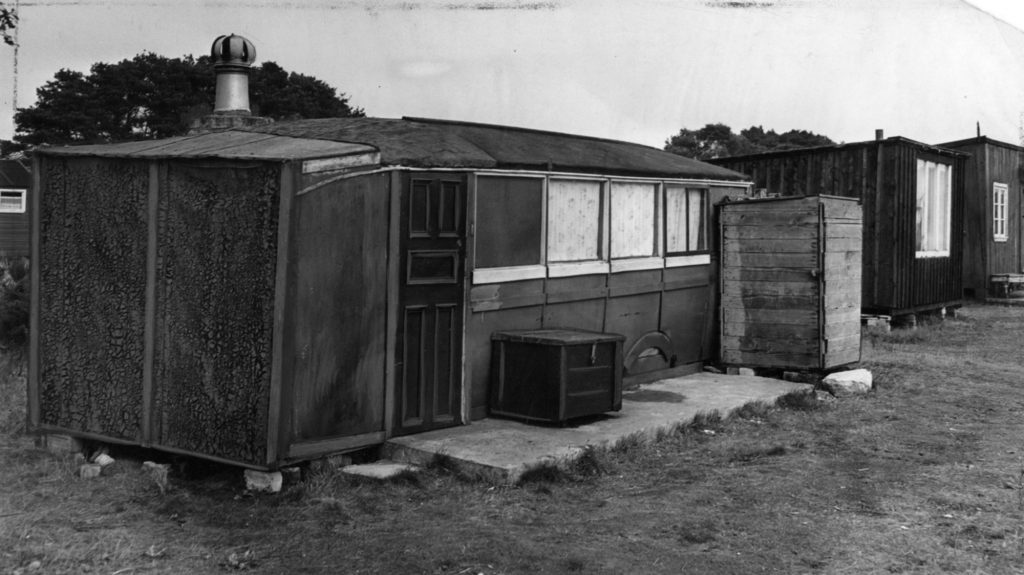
(548, 180, 601, 262)
(687, 189, 705, 251)
(916, 160, 928, 252)
(665, 186, 687, 253)
(611, 182, 656, 258)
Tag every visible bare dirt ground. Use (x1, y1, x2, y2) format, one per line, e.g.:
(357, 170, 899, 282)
(3, 303, 1024, 574)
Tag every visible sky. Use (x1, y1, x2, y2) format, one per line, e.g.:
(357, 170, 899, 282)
(2, 0, 1024, 149)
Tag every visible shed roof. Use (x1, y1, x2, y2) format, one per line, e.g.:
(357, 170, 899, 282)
(939, 135, 1024, 153)
(709, 136, 968, 165)
(38, 117, 748, 181)
(0, 159, 30, 188)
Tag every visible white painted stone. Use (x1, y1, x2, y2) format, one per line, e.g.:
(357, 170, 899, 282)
(341, 462, 418, 480)
(78, 463, 102, 479)
(821, 368, 873, 396)
(738, 367, 756, 376)
(243, 469, 283, 493)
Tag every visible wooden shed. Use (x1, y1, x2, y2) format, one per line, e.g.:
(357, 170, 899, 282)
(29, 117, 751, 469)
(720, 195, 862, 370)
(0, 158, 31, 258)
(711, 136, 966, 318)
(938, 136, 1024, 300)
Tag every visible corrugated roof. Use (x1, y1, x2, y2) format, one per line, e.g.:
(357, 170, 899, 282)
(0, 159, 30, 188)
(242, 117, 747, 180)
(37, 117, 747, 181)
(37, 131, 378, 162)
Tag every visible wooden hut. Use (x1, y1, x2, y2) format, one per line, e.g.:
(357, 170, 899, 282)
(711, 136, 966, 318)
(720, 195, 862, 371)
(30, 117, 751, 469)
(0, 158, 31, 258)
(937, 136, 1024, 300)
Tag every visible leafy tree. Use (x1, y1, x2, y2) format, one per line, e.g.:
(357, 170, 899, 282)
(14, 53, 364, 146)
(665, 123, 835, 160)
(0, 1, 15, 46)
(664, 123, 760, 160)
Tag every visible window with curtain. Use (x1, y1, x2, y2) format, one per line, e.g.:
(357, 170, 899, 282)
(610, 182, 657, 259)
(665, 186, 707, 254)
(547, 180, 602, 262)
(915, 159, 951, 257)
(993, 182, 1008, 242)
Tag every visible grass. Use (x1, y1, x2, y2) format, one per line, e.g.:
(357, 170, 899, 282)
(3, 303, 1024, 573)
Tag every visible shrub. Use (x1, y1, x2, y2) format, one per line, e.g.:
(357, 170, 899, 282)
(0, 257, 29, 352)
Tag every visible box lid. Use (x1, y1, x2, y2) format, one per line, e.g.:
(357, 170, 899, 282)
(491, 329, 625, 345)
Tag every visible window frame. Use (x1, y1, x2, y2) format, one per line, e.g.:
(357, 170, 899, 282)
(914, 158, 952, 259)
(470, 171, 740, 284)
(993, 182, 1008, 243)
(0, 189, 26, 214)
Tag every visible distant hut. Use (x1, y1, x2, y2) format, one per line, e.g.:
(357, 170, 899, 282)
(0, 158, 31, 259)
(711, 133, 966, 320)
(938, 136, 1024, 300)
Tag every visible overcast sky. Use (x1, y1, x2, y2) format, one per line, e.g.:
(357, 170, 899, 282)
(2, 0, 1023, 148)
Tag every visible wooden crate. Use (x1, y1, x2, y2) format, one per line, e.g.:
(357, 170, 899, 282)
(720, 195, 862, 371)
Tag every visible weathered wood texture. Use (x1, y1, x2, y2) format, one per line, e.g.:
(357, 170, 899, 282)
(37, 158, 149, 439)
(153, 163, 280, 464)
(940, 137, 1024, 299)
(0, 213, 29, 257)
(713, 139, 963, 315)
(286, 172, 389, 443)
(720, 196, 861, 370)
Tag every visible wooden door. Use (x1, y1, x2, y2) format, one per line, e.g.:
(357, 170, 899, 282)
(394, 174, 466, 436)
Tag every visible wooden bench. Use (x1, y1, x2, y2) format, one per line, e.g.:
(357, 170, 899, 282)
(990, 274, 1024, 298)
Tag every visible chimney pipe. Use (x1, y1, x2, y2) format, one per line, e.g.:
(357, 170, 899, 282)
(211, 34, 256, 114)
(875, 129, 884, 141)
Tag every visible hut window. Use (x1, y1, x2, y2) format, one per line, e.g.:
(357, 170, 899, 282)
(474, 176, 545, 281)
(610, 182, 658, 260)
(915, 160, 951, 257)
(664, 186, 707, 254)
(993, 182, 1008, 242)
(0, 189, 25, 213)
(547, 179, 603, 263)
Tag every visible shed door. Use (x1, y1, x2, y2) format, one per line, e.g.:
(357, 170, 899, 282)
(394, 174, 466, 436)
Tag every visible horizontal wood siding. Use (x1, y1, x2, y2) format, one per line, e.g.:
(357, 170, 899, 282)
(0, 212, 29, 257)
(36, 157, 149, 440)
(720, 196, 862, 370)
(285, 172, 389, 445)
(465, 265, 714, 417)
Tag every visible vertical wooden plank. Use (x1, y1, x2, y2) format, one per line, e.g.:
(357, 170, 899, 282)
(266, 162, 295, 467)
(27, 155, 41, 430)
(141, 162, 159, 444)
(383, 169, 402, 437)
(460, 172, 476, 426)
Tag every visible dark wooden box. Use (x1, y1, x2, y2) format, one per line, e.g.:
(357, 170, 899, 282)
(490, 329, 624, 423)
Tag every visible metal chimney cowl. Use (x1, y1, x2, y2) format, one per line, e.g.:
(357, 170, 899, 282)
(211, 34, 256, 114)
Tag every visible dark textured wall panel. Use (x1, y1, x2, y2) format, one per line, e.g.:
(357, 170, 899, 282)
(0, 212, 30, 257)
(38, 158, 148, 439)
(154, 162, 279, 464)
(288, 173, 389, 441)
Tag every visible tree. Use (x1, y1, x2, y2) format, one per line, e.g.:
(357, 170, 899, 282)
(665, 123, 835, 160)
(0, 1, 15, 46)
(13, 53, 364, 147)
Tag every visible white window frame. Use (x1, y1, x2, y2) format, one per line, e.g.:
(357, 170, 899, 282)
(993, 182, 1008, 243)
(471, 171, 748, 284)
(0, 189, 26, 214)
(915, 159, 952, 258)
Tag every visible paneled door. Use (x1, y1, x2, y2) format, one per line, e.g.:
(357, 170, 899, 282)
(393, 174, 466, 436)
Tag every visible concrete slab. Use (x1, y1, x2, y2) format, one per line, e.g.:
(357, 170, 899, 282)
(384, 372, 810, 484)
(341, 461, 419, 480)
